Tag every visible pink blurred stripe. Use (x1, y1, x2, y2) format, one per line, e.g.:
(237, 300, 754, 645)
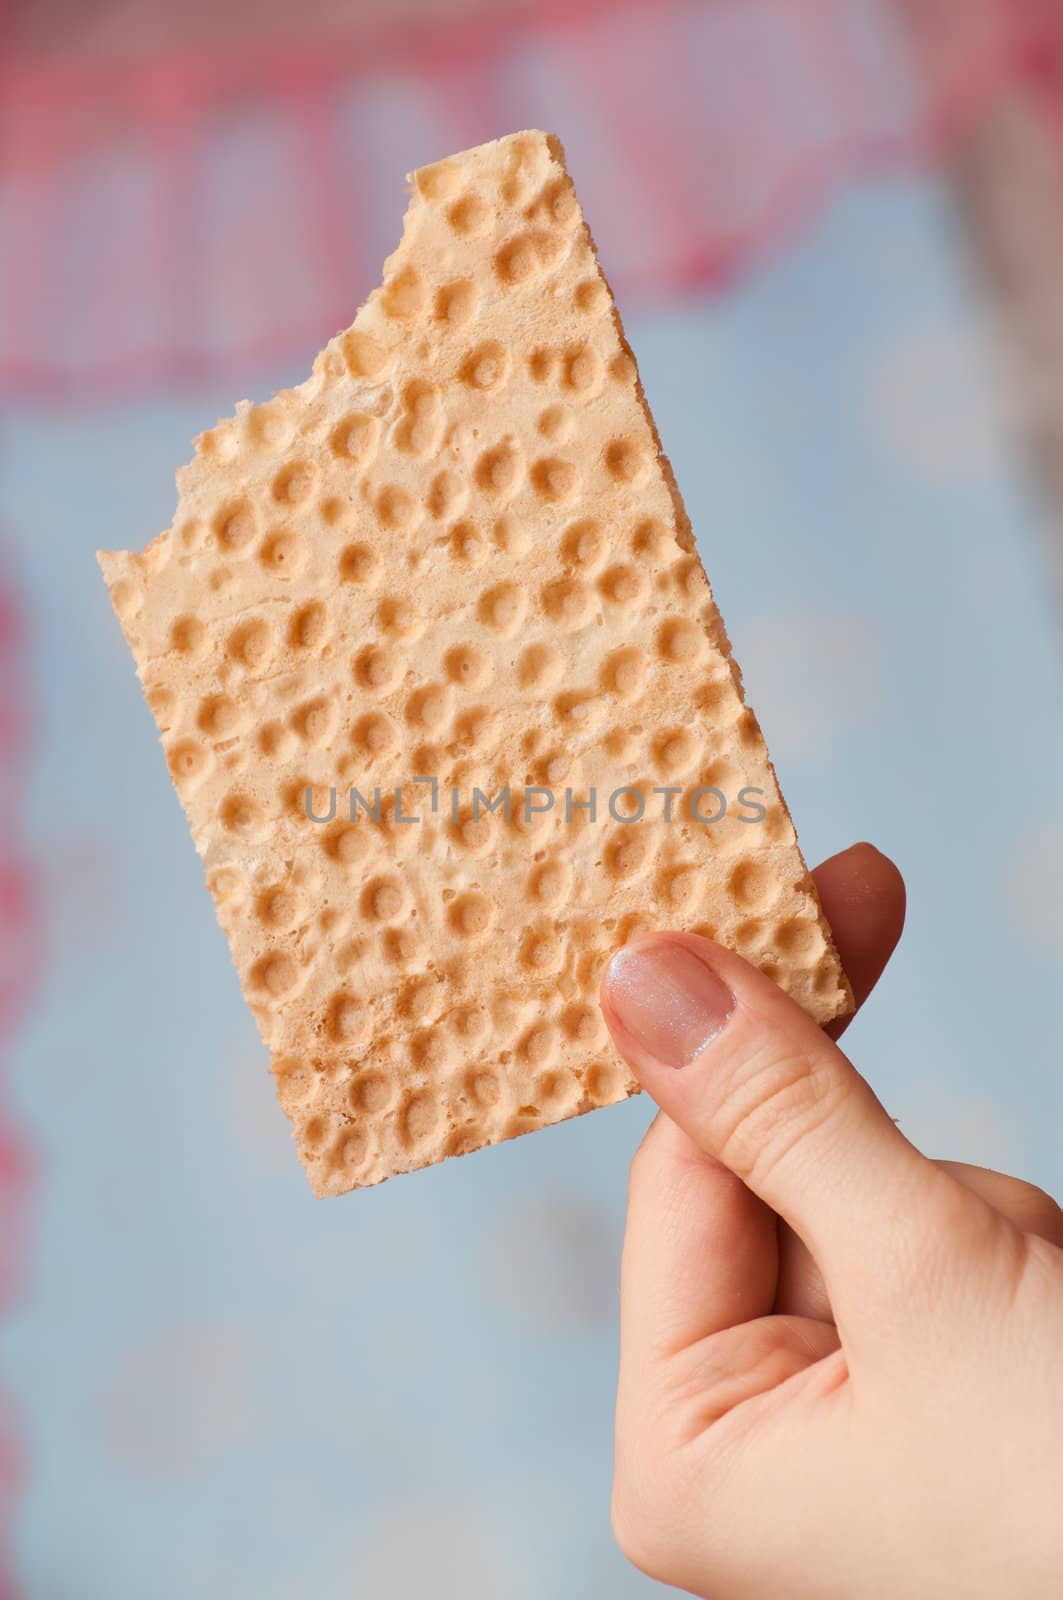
(0, 547, 38, 1599)
(2, 0, 1061, 399)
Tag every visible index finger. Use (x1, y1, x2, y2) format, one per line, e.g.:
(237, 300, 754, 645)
(614, 840, 907, 1385)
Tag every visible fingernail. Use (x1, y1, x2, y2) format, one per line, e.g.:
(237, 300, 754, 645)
(604, 938, 736, 1068)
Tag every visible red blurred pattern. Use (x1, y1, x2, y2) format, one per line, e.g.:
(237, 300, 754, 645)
(2, 0, 1062, 403)
(0, 547, 37, 1600)
(0, 564, 37, 1244)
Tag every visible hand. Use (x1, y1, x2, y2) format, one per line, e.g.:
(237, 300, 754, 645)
(599, 842, 1063, 1600)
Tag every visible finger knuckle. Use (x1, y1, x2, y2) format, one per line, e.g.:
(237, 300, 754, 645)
(610, 1471, 676, 1583)
(611, 1400, 686, 1584)
(1012, 1180, 1063, 1241)
(712, 1041, 851, 1189)
(904, 1172, 1017, 1298)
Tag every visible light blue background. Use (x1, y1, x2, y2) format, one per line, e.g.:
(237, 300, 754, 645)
(3, 167, 1062, 1596)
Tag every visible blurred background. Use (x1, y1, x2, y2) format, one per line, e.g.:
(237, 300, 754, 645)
(4, 0, 1063, 1594)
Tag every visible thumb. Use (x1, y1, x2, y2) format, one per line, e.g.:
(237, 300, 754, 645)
(600, 931, 953, 1348)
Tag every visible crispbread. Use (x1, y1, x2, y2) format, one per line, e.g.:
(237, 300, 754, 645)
(99, 130, 852, 1195)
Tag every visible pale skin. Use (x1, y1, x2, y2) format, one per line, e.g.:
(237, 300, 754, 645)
(598, 842, 1063, 1600)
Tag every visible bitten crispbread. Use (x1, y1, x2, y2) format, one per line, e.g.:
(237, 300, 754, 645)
(99, 130, 852, 1195)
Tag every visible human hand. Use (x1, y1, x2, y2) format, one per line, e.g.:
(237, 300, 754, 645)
(600, 842, 1063, 1600)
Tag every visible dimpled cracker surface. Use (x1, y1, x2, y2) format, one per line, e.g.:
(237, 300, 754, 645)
(99, 130, 852, 1196)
